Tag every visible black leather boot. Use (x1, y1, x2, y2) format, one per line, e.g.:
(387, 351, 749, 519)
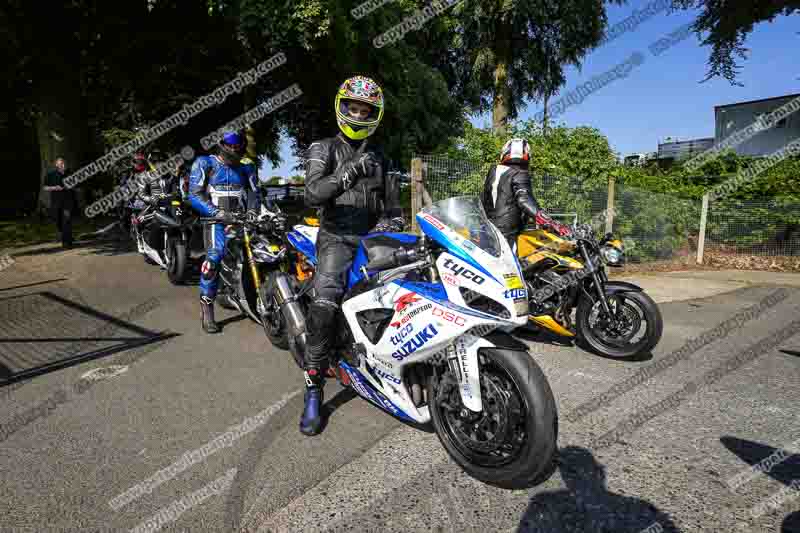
(200, 296, 220, 334)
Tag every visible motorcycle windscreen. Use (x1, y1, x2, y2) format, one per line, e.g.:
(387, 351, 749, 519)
(418, 197, 502, 258)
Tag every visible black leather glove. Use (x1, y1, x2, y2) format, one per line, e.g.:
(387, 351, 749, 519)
(214, 209, 236, 224)
(371, 216, 406, 234)
(337, 153, 375, 190)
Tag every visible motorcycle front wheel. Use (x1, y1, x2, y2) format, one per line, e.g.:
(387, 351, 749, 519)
(429, 348, 558, 489)
(258, 275, 290, 351)
(576, 289, 663, 358)
(165, 237, 188, 285)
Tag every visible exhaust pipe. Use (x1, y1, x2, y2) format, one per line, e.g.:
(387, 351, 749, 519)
(271, 272, 307, 364)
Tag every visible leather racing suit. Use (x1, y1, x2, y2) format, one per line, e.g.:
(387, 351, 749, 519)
(188, 154, 261, 302)
(139, 171, 179, 251)
(303, 133, 400, 373)
(481, 164, 569, 250)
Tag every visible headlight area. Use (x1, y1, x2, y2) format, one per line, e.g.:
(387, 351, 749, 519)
(600, 245, 624, 266)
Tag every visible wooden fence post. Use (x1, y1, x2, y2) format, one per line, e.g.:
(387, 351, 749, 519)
(411, 158, 423, 233)
(605, 176, 616, 234)
(697, 193, 710, 264)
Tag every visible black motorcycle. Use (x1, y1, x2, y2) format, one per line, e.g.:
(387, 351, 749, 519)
(133, 193, 203, 284)
(198, 210, 287, 328)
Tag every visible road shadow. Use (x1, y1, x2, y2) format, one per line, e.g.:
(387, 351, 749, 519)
(0, 278, 69, 292)
(10, 241, 94, 258)
(514, 325, 654, 362)
(0, 290, 175, 385)
(720, 436, 800, 488)
(217, 314, 249, 331)
(516, 445, 680, 532)
(721, 436, 800, 533)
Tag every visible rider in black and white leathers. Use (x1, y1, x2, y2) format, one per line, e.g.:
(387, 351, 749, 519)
(481, 138, 571, 252)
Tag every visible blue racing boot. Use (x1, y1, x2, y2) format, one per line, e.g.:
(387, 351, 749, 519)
(299, 369, 324, 436)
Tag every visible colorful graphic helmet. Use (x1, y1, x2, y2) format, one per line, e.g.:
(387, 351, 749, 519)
(500, 138, 531, 166)
(335, 76, 384, 140)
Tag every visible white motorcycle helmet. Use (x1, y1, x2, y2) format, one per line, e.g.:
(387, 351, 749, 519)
(500, 138, 531, 166)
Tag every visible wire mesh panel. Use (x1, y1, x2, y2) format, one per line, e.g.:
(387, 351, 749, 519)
(415, 154, 705, 264)
(609, 184, 701, 263)
(419, 155, 486, 202)
(706, 197, 800, 257)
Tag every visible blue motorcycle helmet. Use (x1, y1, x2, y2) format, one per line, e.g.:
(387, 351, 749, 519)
(219, 131, 246, 165)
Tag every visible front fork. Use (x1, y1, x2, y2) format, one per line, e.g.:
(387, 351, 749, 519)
(579, 242, 615, 319)
(242, 229, 264, 314)
(445, 335, 494, 413)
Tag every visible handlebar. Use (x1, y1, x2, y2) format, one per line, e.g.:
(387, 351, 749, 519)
(364, 246, 420, 272)
(198, 212, 286, 233)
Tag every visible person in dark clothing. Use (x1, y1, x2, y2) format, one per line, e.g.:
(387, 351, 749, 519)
(481, 138, 572, 253)
(43, 157, 77, 248)
(137, 150, 179, 254)
(300, 75, 403, 436)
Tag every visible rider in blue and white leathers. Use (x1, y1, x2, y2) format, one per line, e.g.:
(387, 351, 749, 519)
(188, 131, 261, 334)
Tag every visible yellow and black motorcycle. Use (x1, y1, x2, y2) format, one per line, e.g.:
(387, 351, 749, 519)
(517, 223, 662, 358)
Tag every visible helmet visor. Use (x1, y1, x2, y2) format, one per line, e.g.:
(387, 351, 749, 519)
(339, 99, 380, 125)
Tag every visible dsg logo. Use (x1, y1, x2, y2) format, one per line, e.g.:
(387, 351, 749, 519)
(432, 306, 466, 326)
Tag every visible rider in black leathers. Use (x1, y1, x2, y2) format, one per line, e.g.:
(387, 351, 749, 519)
(481, 138, 571, 252)
(138, 150, 178, 253)
(300, 75, 403, 436)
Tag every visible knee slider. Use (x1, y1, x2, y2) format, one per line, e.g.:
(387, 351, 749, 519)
(200, 259, 219, 281)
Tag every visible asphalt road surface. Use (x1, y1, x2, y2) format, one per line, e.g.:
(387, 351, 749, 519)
(2, 238, 799, 533)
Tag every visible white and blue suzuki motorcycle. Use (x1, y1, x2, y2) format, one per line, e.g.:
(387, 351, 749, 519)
(265, 197, 557, 488)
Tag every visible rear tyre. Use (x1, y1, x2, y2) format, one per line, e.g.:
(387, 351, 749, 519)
(429, 348, 558, 489)
(576, 290, 663, 358)
(166, 238, 188, 285)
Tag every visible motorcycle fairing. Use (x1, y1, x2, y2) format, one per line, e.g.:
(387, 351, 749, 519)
(287, 225, 318, 265)
(341, 280, 513, 422)
(338, 360, 415, 423)
(417, 215, 498, 283)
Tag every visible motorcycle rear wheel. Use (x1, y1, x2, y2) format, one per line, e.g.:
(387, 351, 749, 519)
(429, 348, 558, 489)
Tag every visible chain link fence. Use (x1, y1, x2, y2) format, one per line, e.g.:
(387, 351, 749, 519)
(413, 154, 705, 265)
(705, 197, 800, 267)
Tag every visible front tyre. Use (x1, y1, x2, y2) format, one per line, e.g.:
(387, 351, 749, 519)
(166, 238, 188, 285)
(429, 348, 558, 489)
(576, 290, 663, 358)
(258, 274, 290, 351)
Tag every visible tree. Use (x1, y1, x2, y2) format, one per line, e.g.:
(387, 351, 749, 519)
(671, 0, 800, 84)
(239, 0, 467, 167)
(450, 0, 620, 133)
